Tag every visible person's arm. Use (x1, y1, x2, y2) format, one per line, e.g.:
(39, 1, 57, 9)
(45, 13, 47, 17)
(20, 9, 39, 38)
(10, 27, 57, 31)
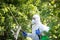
(21, 30, 32, 38)
(39, 24, 50, 32)
(27, 33, 32, 38)
(22, 32, 32, 38)
(42, 24, 50, 32)
(39, 24, 50, 36)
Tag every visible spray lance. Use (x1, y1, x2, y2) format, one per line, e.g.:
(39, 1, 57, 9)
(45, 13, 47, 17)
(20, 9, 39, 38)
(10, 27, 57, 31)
(7, 7, 24, 40)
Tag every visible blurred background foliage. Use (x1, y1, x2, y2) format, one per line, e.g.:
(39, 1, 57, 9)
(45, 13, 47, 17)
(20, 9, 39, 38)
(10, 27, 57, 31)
(0, 0, 60, 40)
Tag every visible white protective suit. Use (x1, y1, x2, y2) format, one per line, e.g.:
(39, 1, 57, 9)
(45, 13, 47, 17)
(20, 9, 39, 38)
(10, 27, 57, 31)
(27, 14, 49, 40)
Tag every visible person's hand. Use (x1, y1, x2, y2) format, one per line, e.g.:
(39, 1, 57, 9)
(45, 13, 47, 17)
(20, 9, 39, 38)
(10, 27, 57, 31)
(36, 29, 40, 35)
(22, 31, 27, 37)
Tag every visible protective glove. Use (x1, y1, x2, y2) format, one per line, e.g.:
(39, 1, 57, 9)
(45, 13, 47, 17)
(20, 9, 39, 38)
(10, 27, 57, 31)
(36, 29, 40, 35)
(22, 31, 27, 37)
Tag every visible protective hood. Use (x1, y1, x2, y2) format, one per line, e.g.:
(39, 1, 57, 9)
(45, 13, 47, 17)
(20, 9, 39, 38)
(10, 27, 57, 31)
(32, 14, 41, 25)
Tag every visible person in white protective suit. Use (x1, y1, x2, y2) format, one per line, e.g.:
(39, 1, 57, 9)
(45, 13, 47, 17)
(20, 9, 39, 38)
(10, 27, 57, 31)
(22, 14, 50, 40)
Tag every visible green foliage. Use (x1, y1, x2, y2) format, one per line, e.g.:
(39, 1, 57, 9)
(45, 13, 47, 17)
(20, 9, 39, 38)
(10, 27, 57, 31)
(0, 0, 60, 40)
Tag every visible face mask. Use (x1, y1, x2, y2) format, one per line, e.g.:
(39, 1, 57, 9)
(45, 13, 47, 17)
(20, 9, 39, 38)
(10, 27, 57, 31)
(32, 19, 36, 25)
